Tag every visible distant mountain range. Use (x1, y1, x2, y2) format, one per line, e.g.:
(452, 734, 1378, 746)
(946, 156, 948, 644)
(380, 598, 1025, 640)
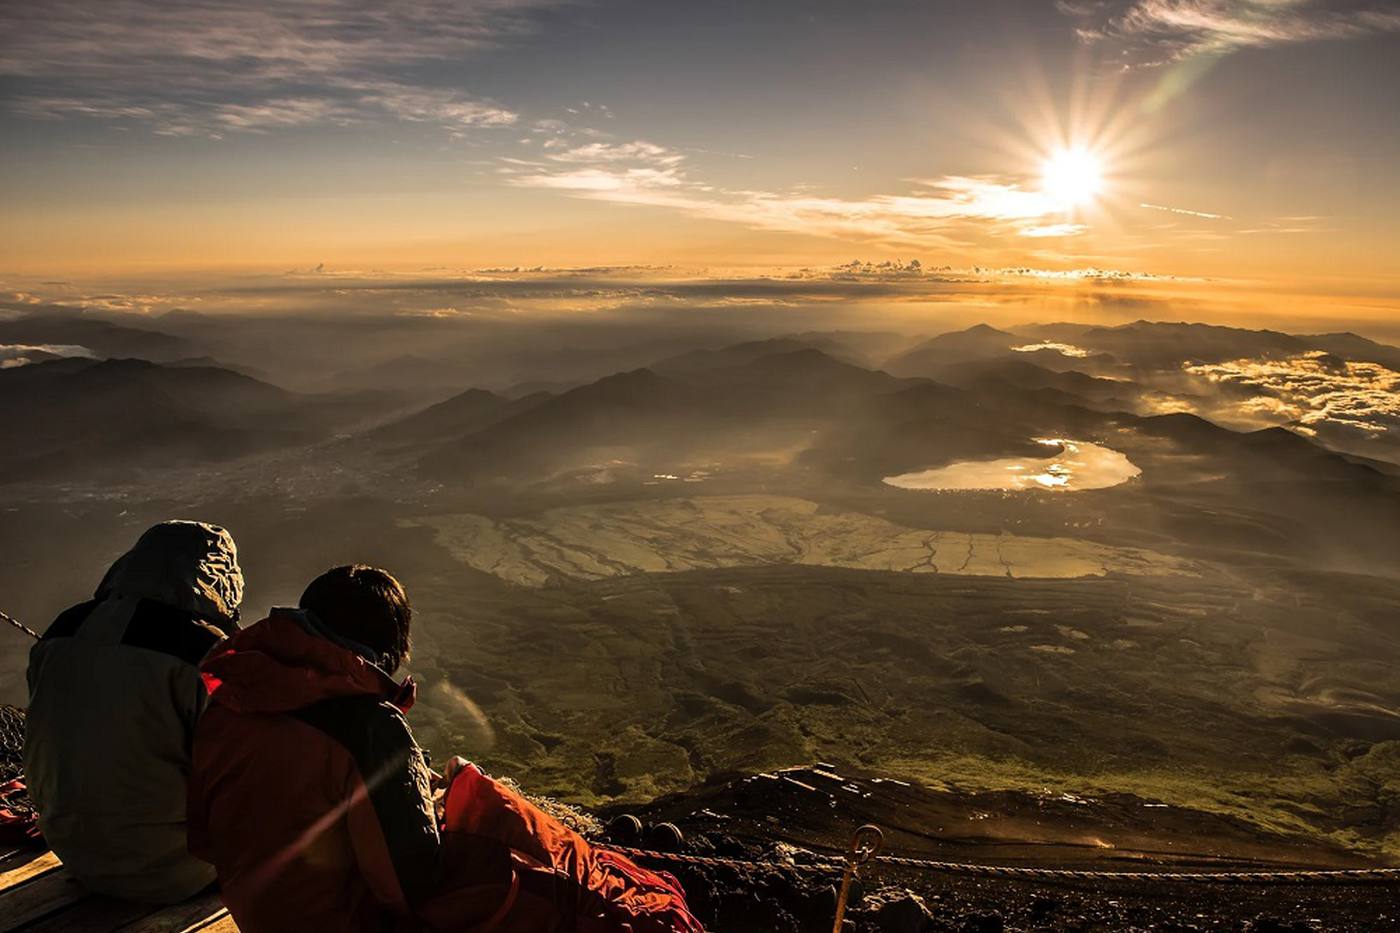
(0, 315, 191, 362)
(5, 317, 1399, 520)
(0, 358, 298, 480)
(0, 356, 401, 480)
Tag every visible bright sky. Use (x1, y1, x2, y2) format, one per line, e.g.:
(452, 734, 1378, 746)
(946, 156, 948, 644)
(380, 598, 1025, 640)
(2, 0, 1398, 321)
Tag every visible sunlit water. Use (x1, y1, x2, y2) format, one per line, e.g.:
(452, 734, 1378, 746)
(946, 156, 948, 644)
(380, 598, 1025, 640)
(1011, 341, 1089, 358)
(883, 438, 1141, 492)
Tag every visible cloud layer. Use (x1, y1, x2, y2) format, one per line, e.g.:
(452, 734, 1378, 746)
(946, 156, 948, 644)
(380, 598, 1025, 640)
(1186, 351, 1400, 448)
(1, 0, 549, 137)
(1063, 0, 1400, 63)
(0, 343, 94, 368)
(0, 262, 1186, 328)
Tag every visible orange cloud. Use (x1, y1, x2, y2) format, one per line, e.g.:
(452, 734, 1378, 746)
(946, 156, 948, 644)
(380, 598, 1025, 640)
(503, 143, 1091, 248)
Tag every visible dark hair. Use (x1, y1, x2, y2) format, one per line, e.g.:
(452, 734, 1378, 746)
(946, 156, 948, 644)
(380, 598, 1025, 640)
(299, 565, 412, 674)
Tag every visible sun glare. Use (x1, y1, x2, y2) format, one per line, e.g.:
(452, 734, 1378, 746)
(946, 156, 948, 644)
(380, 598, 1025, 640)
(1042, 147, 1103, 207)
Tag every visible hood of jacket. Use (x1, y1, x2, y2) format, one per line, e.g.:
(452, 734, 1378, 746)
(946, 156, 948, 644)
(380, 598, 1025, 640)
(201, 609, 414, 715)
(97, 520, 243, 626)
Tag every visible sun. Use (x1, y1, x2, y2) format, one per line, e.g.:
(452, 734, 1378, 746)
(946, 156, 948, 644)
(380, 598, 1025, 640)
(1042, 147, 1103, 208)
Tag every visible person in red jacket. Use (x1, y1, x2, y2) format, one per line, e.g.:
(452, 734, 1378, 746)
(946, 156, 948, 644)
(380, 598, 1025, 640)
(187, 565, 513, 933)
(187, 564, 701, 933)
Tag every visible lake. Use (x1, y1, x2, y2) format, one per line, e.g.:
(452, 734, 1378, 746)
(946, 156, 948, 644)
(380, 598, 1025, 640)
(883, 438, 1141, 492)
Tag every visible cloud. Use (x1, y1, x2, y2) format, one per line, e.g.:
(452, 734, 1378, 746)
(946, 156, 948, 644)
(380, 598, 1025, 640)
(2, 262, 1185, 332)
(1186, 351, 1400, 444)
(1065, 1, 1400, 63)
(0, 1, 549, 137)
(0, 343, 95, 368)
(1236, 215, 1332, 235)
(546, 141, 686, 166)
(11, 95, 376, 137)
(0, 1, 555, 80)
(350, 83, 518, 132)
(0, 289, 188, 316)
(208, 99, 363, 132)
(1014, 342, 1092, 357)
(1020, 223, 1090, 238)
(502, 142, 1090, 248)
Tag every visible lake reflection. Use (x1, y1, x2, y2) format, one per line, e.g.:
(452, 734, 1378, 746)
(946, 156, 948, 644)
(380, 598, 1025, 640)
(883, 438, 1141, 492)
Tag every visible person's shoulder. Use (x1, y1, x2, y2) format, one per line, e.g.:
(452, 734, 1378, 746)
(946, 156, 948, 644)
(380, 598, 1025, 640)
(292, 694, 422, 767)
(39, 599, 101, 641)
(121, 598, 226, 665)
(38, 596, 225, 665)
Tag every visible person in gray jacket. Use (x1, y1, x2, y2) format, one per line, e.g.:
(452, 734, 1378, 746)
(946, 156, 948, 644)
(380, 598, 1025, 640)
(23, 520, 243, 903)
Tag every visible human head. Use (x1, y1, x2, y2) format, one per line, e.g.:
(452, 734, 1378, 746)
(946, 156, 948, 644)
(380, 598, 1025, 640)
(98, 520, 243, 631)
(298, 565, 412, 674)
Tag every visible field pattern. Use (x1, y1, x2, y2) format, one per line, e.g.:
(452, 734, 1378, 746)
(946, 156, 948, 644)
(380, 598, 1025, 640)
(413, 495, 1194, 586)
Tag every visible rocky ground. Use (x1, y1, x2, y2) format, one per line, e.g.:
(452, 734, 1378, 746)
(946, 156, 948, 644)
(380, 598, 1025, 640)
(618, 838, 1397, 933)
(601, 765, 1398, 933)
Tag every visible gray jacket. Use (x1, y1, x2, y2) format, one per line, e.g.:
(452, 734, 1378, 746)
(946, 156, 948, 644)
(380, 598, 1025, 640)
(23, 521, 243, 903)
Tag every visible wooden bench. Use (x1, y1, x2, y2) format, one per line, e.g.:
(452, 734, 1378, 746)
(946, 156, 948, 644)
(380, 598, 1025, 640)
(0, 846, 234, 933)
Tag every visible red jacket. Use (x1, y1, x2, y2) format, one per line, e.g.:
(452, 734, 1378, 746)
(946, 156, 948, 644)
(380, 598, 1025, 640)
(186, 611, 510, 933)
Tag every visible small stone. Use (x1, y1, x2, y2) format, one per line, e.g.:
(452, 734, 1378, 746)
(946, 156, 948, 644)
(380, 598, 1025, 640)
(646, 821, 684, 850)
(1247, 921, 1316, 933)
(873, 893, 934, 933)
(960, 913, 1003, 933)
(713, 834, 747, 857)
(605, 813, 642, 842)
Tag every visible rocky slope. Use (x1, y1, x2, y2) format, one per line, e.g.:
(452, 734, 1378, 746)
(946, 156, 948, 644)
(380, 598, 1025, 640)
(603, 764, 1397, 933)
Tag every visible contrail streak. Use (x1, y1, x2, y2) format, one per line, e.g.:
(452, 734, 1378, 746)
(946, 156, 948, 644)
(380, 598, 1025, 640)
(1139, 202, 1229, 220)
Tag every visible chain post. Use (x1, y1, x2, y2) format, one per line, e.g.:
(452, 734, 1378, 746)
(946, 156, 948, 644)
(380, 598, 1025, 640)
(831, 823, 883, 933)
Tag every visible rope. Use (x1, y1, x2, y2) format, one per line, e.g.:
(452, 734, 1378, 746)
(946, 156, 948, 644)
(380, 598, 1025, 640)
(611, 845, 1400, 886)
(610, 845, 843, 874)
(869, 855, 1400, 884)
(0, 610, 40, 642)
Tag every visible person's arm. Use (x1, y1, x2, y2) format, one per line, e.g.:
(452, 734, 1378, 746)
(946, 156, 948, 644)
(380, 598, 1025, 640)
(343, 704, 444, 914)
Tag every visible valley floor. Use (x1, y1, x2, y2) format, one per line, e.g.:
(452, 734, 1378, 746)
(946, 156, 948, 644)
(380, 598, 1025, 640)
(409, 494, 1195, 586)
